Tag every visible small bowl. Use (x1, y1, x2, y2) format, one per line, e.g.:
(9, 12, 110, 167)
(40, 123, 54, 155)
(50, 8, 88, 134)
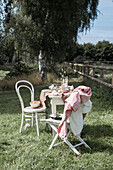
(30, 101, 40, 108)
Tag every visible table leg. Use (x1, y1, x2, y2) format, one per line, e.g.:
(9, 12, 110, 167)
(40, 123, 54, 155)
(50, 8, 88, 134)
(50, 99, 57, 116)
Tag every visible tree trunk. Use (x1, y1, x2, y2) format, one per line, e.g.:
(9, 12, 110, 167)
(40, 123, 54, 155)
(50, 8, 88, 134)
(38, 50, 47, 81)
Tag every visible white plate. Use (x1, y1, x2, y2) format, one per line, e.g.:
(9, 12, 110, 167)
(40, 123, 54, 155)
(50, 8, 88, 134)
(43, 89, 51, 92)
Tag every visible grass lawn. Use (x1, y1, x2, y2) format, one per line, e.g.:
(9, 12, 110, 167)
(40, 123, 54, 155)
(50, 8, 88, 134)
(0, 80, 113, 170)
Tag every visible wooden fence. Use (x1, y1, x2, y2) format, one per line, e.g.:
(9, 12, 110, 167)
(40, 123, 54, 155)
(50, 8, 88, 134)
(67, 62, 113, 89)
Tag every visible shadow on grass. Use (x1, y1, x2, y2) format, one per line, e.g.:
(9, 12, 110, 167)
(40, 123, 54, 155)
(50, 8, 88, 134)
(74, 139, 113, 155)
(79, 124, 113, 154)
(50, 123, 113, 155)
(41, 123, 113, 154)
(83, 124, 113, 138)
(87, 140, 113, 155)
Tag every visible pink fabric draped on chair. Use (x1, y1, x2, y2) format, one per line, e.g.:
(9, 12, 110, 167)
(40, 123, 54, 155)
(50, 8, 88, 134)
(57, 85, 92, 139)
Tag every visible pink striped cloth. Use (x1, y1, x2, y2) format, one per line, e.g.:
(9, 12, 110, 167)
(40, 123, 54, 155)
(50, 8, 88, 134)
(57, 85, 92, 139)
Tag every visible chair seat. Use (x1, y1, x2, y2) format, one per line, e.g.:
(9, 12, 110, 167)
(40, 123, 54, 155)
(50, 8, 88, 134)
(40, 118, 70, 125)
(24, 106, 46, 113)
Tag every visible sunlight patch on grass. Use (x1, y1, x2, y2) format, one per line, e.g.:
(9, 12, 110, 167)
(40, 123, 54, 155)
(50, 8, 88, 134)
(0, 70, 10, 80)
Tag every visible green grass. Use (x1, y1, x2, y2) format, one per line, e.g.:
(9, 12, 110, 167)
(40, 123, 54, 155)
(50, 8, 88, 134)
(0, 81, 113, 170)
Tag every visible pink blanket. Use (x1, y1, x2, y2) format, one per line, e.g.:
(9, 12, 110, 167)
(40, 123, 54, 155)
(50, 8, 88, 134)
(57, 85, 92, 139)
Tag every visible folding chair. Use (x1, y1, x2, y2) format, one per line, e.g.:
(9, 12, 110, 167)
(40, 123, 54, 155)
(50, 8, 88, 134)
(40, 99, 92, 156)
(41, 119, 90, 156)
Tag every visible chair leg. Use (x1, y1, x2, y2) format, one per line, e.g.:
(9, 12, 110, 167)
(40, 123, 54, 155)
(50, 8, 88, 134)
(20, 114, 24, 133)
(32, 113, 34, 127)
(49, 133, 59, 150)
(45, 109, 49, 130)
(35, 113, 39, 136)
(76, 135, 91, 149)
(64, 137, 81, 156)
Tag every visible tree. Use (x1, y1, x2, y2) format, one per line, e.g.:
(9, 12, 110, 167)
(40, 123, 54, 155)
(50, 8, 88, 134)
(83, 43, 96, 61)
(73, 43, 84, 62)
(2, 0, 99, 79)
(73, 41, 113, 62)
(16, 0, 99, 57)
(0, 34, 15, 64)
(0, 0, 15, 65)
(95, 41, 113, 61)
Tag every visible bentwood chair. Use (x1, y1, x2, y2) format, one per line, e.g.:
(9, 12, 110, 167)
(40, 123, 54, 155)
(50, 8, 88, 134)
(15, 80, 47, 136)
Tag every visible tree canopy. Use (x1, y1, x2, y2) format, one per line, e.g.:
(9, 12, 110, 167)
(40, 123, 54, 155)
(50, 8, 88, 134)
(73, 41, 113, 62)
(1, 0, 99, 62)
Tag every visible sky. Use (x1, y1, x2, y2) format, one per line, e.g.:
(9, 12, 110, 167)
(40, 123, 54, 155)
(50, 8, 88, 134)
(77, 0, 113, 44)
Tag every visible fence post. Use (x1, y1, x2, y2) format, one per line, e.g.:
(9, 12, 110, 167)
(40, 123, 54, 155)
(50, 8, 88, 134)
(100, 63, 104, 88)
(83, 64, 86, 81)
(80, 65, 83, 73)
(76, 64, 79, 77)
(100, 63, 104, 81)
(112, 70, 113, 85)
(83, 65, 86, 74)
(73, 64, 76, 72)
(93, 63, 96, 78)
(86, 62, 90, 81)
(87, 64, 89, 76)
(70, 63, 73, 69)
